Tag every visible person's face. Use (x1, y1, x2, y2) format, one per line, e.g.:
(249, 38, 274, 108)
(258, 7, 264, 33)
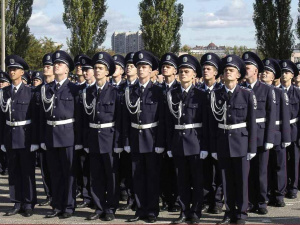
(83, 68, 95, 81)
(137, 64, 152, 80)
(281, 70, 294, 83)
(261, 70, 275, 84)
(202, 65, 217, 81)
(75, 65, 82, 76)
(43, 65, 53, 76)
(94, 63, 109, 80)
(126, 63, 137, 77)
(112, 65, 124, 78)
(161, 64, 177, 77)
(245, 64, 258, 79)
(0, 81, 9, 88)
(179, 67, 196, 83)
(8, 68, 24, 81)
(223, 66, 241, 81)
(54, 62, 69, 76)
(33, 79, 42, 87)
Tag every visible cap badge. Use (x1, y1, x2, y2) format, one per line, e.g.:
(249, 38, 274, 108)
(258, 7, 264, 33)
(166, 55, 171, 60)
(297, 64, 300, 70)
(99, 54, 103, 59)
(56, 53, 60, 58)
(114, 56, 117, 60)
(266, 60, 270, 66)
(139, 53, 143, 59)
(46, 55, 51, 60)
(244, 54, 249, 60)
(183, 57, 188, 63)
(82, 59, 86, 64)
(283, 62, 287, 68)
(131, 53, 134, 58)
(207, 55, 212, 60)
(10, 59, 15, 64)
(227, 57, 232, 63)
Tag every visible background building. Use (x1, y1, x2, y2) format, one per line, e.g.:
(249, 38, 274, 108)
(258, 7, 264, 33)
(111, 31, 144, 54)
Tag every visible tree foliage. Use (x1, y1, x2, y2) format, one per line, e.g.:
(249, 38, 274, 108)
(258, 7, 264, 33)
(62, 0, 108, 57)
(253, 0, 294, 59)
(139, 0, 184, 58)
(296, 0, 300, 40)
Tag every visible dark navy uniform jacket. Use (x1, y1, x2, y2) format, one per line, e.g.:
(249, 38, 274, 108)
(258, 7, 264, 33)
(123, 81, 165, 153)
(40, 79, 82, 148)
(166, 84, 208, 156)
(273, 87, 291, 146)
(31, 84, 43, 145)
(242, 81, 276, 147)
(83, 82, 122, 153)
(0, 83, 35, 149)
(282, 85, 300, 142)
(210, 85, 257, 158)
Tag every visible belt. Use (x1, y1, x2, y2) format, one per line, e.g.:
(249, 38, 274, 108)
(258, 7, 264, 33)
(89, 122, 115, 129)
(276, 120, 282, 125)
(256, 118, 266, 123)
(218, 122, 247, 130)
(47, 118, 75, 126)
(131, 122, 158, 129)
(290, 118, 299, 124)
(175, 123, 202, 130)
(6, 120, 31, 127)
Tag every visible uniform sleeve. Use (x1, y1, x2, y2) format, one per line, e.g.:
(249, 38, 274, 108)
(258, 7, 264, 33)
(39, 89, 47, 144)
(265, 87, 276, 144)
(113, 89, 123, 148)
(280, 90, 291, 143)
(155, 88, 165, 148)
(165, 94, 174, 151)
(201, 92, 209, 151)
(122, 90, 131, 147)
(31, 89, 40, 145)
(74, 87, 83, 145)
(248, 91, 257, 153)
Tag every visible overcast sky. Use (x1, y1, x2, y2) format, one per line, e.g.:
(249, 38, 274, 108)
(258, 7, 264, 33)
(28, 0, 299, 50)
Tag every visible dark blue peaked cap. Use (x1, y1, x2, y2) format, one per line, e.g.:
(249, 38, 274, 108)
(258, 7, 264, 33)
(295, 62, 300, 74)
(92, 52, 116, 76)
(222, 54, 246, 79)
(52, 50, 75, 71)
(262, 58, 281, 79)
(178, 54, 202, 77)
(113, 54, 125, 70)
(80, 55, 93, 69)
(42, 53, 53, 66)
(160, 53, 178, 70)
(5, 55, 29, 70)
(0, 71, 11, 83)
(32, 71, 44, 82)
(279, 60, 298, 75)
(125, 52, 135, 65)
(133, 50, 159, 71)
(242, 51, 264, 73)
(200, 53, 222, 78)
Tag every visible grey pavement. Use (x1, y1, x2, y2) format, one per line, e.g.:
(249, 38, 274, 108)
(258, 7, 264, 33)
(0, 169, 299, 224)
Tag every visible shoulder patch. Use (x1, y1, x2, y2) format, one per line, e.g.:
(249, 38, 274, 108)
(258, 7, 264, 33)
(240, 86, 251, 92)
(272, 89, 276, 104)
(253, 94, 257, 109)
(284, 92, 289, 105)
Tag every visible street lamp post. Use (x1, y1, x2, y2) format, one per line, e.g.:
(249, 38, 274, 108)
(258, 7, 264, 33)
(1, 0, 5, 71)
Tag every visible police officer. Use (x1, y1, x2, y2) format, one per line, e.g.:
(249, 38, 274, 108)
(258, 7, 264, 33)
(75, 55, 95, 209)
(31, 71, 44, 87)
(166, 54, 207, 224)
(279, 60, 300, 199)
(82, 52, 121, 221)
(22, 71, 31, 85)
(159, 52, 180, 212)
(261, 58, 291, 207)
(123, 50, 165, 223)
(118, 52, 138, 211)
(210, 55, 257, 224)
(293, 63, 300, 88)
(74, 54, 85, 85)
(0, 70, 11, 89)
(111, 54, 126, 88)
(199, 53, 223, 214)
(0, 55, 37, 217)
(40, 50, 82, 218)
(241, 51, 276, 215)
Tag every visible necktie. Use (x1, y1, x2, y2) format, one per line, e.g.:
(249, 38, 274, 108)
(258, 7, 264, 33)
(248, 85, 252, 89)
(182, 91, 188, 101)
(97, 88, 102, 101)
(206, 89, 211, 100)
(56, 83, 61, 91)
(12, 87, 17, 97)
(140, 86, 145, 97)
(228, 91, 233, 100)
(166, 85, 170, 92)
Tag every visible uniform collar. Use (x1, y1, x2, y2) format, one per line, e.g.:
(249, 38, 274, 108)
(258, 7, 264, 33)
(96, 81, 106, 90)
(181, 83, 193, 93)
(55, 77, 68, 87)
(165, 79, 175, 88)
(224, 85, 237, 93)
(205, 82, 216, 91)
(86, 80, 96, 88)
(127, 78, 137, 86)
(12, 81, 22, 91)
(246, 79, 257, 89)
(78, 80, 86, 85)
(112, 79, 122, 86)
(139, 79, 150, 89)
(281, 84, 291, 92)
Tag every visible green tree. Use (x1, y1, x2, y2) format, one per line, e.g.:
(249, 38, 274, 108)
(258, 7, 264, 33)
(24, 35, 63, 70)
(253, 0, 294, 59)
(62, 0, 108, 57)
(139, 0, 184, 58)
(297, 0, 300, 40)
(180, 44, 191, 53)
(0, 0, 33, 57)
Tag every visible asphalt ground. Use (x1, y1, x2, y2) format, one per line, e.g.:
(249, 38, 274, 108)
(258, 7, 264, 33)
(0, 169, 299, 224)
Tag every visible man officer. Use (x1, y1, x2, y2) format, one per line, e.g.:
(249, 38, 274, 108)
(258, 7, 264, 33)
(123, 50, 165, 223)
(0, 55, 37, 217)
(241, 51, 276, 215)
(209, 55, 257, 224)
(40, 50, 82, 218)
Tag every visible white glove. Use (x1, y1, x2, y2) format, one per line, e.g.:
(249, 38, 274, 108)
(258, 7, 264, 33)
(247, 153, 256, 160)
(124, 146, 131, 153)
(75, 145, 83, 150)
(264, 143, 274, 150)
(167, 151, 173, 158)
(30, 144, 39, 152)
(155, 147, 164, 154)
(114, 148, 123, 153)
(200, 151, 208, 159)
(211, 153, 218, 160)
(1, 145, 6, 152)
(84, 148, 89, 153)
(40, 143, 47, 150)
(282, 142, 291, 148)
